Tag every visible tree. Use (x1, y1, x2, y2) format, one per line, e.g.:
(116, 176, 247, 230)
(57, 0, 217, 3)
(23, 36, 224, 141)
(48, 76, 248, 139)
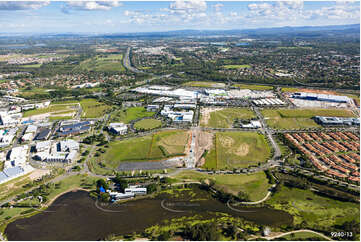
(96, 179, 108, 191)
(113, 175, 128, 192)
(238, 191, 250, 202)
(100, 192, 110, 202)
(183, 222, 220, 241)
(146, 183, 158, 194)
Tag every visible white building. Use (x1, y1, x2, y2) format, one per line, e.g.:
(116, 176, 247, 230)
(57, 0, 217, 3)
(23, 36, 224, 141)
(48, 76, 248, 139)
(0, 112, 21, 127)
(0, 128, 17, 147)
(124, 186, 147, 195)
(33, 140, 79, 163)
(161, 105, 194, 122)
(21, 132, 34, 142)
(109, 123, 128, 135)
(35, 141, 52, 152)
(9, 145, 29, 167)
(25, 124, 38, 134)
(59, 139, 79, 152)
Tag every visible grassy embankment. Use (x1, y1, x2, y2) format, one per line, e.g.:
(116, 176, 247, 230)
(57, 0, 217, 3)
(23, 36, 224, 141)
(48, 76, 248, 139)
(172, 170, 271, 201)
(266, 186, 360, 232)
(96, 130, 189, 168)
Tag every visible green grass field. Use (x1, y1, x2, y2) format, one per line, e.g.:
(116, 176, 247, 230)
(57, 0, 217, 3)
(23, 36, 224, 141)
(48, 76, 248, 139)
(134, 119, 162, 130)
(261, 109, 355, 130)
(48, 116, 73, 121)
(232, 84, 273, 91)
(22, 104, 76, 118)
(80, 99, 111, 118)
(75, 54, 125, 72)
(201, 108, 256, 128)
(18, 88, 50, 98)
(110, 107, 155, 123)
(172, 170, 271, 201)
(182, 81, 225, 88)
(99, 130, 189, 168)
(203, 132, 271, 170)
(266, 186, 360, 230)
(223, 64, 250, 69)
(22, 63, 42, 68)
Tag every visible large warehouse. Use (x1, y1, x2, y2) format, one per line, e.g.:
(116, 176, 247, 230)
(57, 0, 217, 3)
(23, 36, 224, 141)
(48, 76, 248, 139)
(291, 92, 351, 103)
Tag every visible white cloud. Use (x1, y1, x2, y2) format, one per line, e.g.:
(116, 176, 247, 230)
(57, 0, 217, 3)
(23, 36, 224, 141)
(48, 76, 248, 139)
(62, 1, 122, 13)
(213, 3, 223, 12)
(0, 1, 50, 11)
(306, 1, 360, 20)
(246, 0, 359, 23)
(169, 0, 207, 13)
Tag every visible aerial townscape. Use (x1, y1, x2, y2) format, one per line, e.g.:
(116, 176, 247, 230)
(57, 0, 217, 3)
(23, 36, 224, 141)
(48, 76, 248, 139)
(0, 0, 359, 241)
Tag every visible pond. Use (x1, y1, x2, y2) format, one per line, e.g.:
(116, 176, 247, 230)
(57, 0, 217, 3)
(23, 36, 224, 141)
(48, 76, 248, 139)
(5, 187, 292, 240)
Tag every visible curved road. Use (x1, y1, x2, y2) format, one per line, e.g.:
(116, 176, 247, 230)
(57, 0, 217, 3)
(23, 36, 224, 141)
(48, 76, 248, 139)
(256, 229, 333, 241)
(236, 184, 276, 205)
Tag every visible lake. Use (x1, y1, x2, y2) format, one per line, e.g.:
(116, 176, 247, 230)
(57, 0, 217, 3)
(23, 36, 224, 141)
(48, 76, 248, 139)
(5, 187, 292, 240)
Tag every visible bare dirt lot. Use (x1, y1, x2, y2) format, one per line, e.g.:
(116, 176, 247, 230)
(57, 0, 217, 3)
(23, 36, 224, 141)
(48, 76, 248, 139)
(199, 107, 223, 126)
(28, 169, 51, 180)
(194, 130, 214, 166)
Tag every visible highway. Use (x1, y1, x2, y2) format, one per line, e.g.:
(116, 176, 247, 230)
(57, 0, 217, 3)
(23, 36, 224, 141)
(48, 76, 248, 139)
(123, 47, 143, 73)
(254, 107, 282, 160)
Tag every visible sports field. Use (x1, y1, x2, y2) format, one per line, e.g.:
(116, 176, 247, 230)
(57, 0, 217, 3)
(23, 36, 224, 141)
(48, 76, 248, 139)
(223, 64, 250, 69)
(182, 81, 225, 88)
(266, 186, 360, 231)
(110, 107, 154, 123)
(75, 54, 125, 72)
(232, 83, 273, 91)
(203, 131, 271, 169)
(172, 170, 271, 201)
(200, 107, 256, 128)
(134, 119, 162, 130)
(99, 130, 189, 168)
(18, 88, 50, 98)
(80, 99, 111, 118)
(23, 104, 76, 118)
(261, 108, 355, 129)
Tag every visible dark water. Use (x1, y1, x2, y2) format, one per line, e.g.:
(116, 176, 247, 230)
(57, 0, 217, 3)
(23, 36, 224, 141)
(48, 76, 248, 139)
(5, 189, 292, 241)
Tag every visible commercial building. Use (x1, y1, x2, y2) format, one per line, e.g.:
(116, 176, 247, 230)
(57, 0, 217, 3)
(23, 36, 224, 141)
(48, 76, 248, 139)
(124, 186, 147, 195)
(58, 121, 91, 137)
(161, 105, 194, 122)
(314, 116, 360, 126)
(0, 112, 21, 127)
(34, 128, 51, 140)
(146, 105, 159, 112)
(0, 128, 17, 147)
(109, 123, 128, 135)
(291, 92, 351, 103)
(8, 145, 29, 168)
(241, 120, 262, 129)
(33, 139, 79, 163)
(0, 165, 34, 185)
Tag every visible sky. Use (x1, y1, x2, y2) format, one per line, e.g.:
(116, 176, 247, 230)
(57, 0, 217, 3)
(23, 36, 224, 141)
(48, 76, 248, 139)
(0, 0, 359, 33)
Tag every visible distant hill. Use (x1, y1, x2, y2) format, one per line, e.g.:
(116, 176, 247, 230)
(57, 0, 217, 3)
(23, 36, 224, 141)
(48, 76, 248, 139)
(98, 24, 360, 39)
